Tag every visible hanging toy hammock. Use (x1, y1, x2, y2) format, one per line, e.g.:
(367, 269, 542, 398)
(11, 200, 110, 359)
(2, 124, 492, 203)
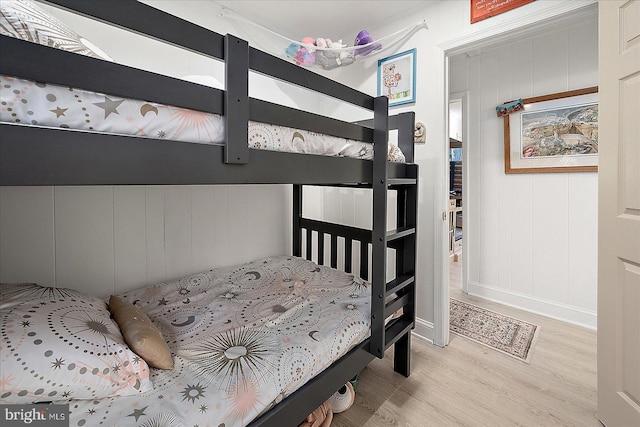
(220, 7, 427, 70)
(283, 24, 425, 70)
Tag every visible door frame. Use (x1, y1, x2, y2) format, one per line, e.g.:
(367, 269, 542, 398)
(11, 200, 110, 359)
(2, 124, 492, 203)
(434, 1, 598, 347)
(448, 91, 469, 294)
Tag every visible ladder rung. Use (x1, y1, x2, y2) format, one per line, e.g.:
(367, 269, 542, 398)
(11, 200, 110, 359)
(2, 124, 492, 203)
(386, 227, 415, 241)
(384, 316, 414, 349)
(386, 274, 415, 296)
(387, 178, 416, 187)
(385, 293, 410, 318)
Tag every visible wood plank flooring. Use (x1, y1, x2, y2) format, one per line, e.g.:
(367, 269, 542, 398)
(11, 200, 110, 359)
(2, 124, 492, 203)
(332, 258, 599, 427)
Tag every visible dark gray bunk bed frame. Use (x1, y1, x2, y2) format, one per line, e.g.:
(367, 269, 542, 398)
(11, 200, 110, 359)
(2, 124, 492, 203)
(0, 1, 418, 425)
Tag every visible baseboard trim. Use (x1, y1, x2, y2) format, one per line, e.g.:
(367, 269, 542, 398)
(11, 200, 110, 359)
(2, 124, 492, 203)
(467, 281, 597, 330)
(412, 317, 435, 345)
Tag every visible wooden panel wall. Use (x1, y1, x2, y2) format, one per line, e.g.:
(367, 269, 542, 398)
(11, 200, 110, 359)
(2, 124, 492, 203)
(449, 16, 598, 328)
(0, 185, 290, 297)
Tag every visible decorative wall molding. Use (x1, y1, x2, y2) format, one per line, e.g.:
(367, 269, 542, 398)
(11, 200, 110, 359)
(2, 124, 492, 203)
(467, 281, 597, 330)
(413, 317, 435, 345)
(439, 0, 597, 56)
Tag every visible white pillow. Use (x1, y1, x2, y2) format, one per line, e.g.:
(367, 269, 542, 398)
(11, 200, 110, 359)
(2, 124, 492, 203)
(0, 283, 153, 403)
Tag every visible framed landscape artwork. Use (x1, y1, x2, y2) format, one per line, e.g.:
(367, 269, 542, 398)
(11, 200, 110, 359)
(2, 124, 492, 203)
(503, 87, 598, 174)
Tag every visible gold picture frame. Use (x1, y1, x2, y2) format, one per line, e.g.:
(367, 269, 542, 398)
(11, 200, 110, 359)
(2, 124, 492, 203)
(504, 86, 598, 174)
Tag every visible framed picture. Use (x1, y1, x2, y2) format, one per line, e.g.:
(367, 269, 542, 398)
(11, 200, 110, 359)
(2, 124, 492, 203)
(471, 0, 535, 24)
(378, 49, 416, 107)
(504, 86, 598, 174)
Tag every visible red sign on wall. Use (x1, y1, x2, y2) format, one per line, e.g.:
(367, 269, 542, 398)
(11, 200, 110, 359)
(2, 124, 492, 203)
(470, 0, 535, 24)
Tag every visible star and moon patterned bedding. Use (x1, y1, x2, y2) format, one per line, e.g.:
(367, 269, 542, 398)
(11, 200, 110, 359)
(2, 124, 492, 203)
(2, 256, 372, 427)
(0, 0, 404, 162)
(0, 75, 406, 163)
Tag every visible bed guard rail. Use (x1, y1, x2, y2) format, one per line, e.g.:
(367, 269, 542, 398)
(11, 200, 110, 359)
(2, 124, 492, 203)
(28, 0, 388, 166)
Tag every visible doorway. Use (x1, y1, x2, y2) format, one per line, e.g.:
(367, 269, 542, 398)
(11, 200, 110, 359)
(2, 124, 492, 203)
(448, 93, 468, 294)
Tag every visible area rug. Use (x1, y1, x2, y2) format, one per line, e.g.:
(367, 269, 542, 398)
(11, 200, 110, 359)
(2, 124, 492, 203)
(450, 298, 539, 363)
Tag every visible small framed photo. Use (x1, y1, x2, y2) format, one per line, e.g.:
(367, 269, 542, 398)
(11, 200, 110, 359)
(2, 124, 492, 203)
(504, 87, 598, 174)
(377, 49, 416, 107)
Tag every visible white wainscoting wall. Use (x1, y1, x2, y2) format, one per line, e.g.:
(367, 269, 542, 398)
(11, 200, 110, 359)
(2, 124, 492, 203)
(449, 14, 598, 329)
(0, 185, 290, 297)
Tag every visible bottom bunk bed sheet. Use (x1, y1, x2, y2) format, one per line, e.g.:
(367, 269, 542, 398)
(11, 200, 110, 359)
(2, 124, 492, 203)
(70, 255, 371, 427)
(0, 75, 406, 162)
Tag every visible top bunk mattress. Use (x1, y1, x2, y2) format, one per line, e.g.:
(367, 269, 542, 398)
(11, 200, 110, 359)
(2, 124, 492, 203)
(0, 75, 406, 163)
(0, 0, 408, 167)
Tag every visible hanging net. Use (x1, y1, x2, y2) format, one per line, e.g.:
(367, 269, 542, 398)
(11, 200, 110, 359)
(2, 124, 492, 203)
(220, 8, 427, 70)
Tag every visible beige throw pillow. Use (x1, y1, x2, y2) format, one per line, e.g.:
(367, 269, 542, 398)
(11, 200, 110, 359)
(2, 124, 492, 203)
(108, 295, 173, 370)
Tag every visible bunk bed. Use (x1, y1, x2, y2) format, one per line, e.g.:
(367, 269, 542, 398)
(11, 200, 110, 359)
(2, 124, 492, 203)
(0, 1, 418, 426)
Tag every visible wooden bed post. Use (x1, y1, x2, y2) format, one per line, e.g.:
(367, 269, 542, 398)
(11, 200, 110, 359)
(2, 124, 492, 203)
(370, 96, 389, 359)
(224, 34, 249, 164)
(293, 184, 302, 258)
(395, 112, 416, 163)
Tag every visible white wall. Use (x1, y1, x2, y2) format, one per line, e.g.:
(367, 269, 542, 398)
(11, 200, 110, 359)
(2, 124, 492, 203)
(449, 15, 598, 329)
(0, 185, 290, 297)
(306, 0, 598, 342)
(449, 100, 462, 141)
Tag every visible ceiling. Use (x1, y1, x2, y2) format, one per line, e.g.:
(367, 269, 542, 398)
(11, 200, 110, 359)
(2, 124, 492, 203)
(214, 1, 433, 42)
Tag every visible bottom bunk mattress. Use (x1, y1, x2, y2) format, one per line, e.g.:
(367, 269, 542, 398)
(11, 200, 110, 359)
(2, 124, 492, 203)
(6, 256, 371, 426)
(0, 75, 406, 162)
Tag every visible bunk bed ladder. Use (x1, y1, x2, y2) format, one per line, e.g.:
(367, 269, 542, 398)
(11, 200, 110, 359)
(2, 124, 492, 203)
(369, 103, 417, 378)
(291, 107, 417, 377)
(384, 174, 417, 377)
(292, 178, 416, 373)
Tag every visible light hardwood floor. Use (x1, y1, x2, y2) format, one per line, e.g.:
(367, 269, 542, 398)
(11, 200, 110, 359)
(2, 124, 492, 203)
(332, 257, 599, 427)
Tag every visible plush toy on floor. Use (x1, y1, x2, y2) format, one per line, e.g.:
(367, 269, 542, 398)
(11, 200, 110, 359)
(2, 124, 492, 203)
(328, 381, 355, 413)
(298, 400, 333, 427)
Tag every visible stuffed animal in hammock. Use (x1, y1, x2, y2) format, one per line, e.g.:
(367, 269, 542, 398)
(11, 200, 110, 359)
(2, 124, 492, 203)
(315, 38, 355, 70)
(285, 37, 316, 66)
(354, 30, 382, 56)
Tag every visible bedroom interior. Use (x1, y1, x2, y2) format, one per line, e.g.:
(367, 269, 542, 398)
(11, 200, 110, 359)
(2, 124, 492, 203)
(1, 0, 420, 425)
(1, 0, 622, 425)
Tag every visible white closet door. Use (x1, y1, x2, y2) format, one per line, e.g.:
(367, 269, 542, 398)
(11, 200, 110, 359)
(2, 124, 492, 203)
(597, 1, 640, 425)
